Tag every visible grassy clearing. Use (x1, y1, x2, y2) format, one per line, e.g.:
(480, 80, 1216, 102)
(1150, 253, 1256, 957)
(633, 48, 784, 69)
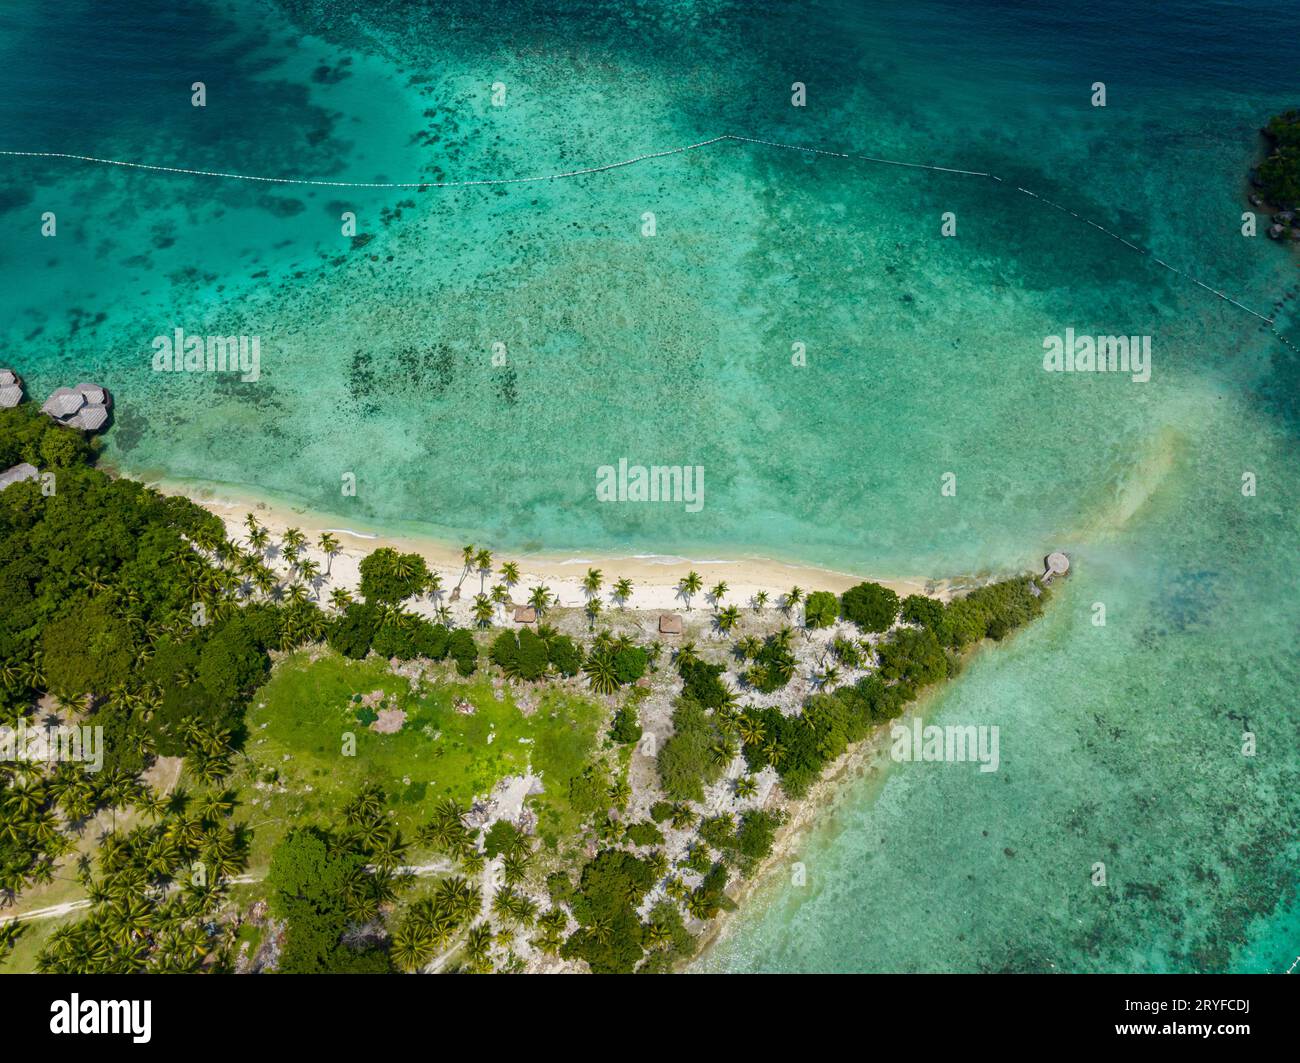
(0, 912, 79, 974)
(235, 649, 607, 868)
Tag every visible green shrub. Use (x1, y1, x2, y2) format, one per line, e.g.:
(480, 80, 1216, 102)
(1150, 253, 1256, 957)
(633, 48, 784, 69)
(358, 547, 430, 604)
(840, 582, 899, 632)
(901, 593, 945, 630)
(804, 590, 840, 629)
(328, 603, 380, 659)
(612, 645, 648, 684)
(547, 634, 582, 677)
(447, 628, 478, 675)
(624, 821, 664, 847)
(657, 697, 728, 802)
(609, 703, 642, 745)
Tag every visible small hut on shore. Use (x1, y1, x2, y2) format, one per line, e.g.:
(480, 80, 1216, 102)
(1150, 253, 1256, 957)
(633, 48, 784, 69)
(1042, 552, 1070, 583)
(0, 368, 22, 408)
(41, 381, 112, 433)
(513, 606, 537, 625)
(659, 613, 683, 635)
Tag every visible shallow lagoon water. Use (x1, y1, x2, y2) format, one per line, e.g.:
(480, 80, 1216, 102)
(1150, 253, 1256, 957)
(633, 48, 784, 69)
(0, 0, 1296, 971)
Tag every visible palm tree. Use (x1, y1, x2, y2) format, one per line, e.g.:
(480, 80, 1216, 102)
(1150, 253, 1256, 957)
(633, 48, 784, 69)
(710, 581, 728, 606)
(584, 652, 618, 695)
(585, 597, 603, 631)
(329, 586, 353, 611)
(499, 561, 520, 589)
(608, 777, 632, 809)
(243, 513, 261, 535)
(673, 640, 699, 669)
(736, 715, 766, 748)
(734, 775, 758, 801)
(424, 570, 443, 601)
(708, 737, 737, 768)
(318, 532, 340, 575)
(472, 595, 494, 629)
(285, 582, 310, 607)
(76, 565, 109, 594)
(282, 527, 306, 553)
(736, 635, 762, 661)
(528, 585, 552, 616)
(391, 918, 438, 973)
(490, 583, 510, 621)
(686, 890, 714, 921)
(474, 549, 494, 594)
(816, 664, 841, 690)
(715, 605, 740, 635)
(582, 568, 603, 600)
(753, 589, 769, 612)
(612, 577, 633, 609)
(247, 526, 269, 555)
(784, 586, 804, 616)
(453, 544, 476, 595)
(298, 558, 321, 596)
(463, 922, 494, 974)
(678, 571, 702, 611)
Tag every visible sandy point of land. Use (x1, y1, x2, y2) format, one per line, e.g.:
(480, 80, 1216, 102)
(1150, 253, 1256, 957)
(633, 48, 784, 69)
(161, 479, 959, 612)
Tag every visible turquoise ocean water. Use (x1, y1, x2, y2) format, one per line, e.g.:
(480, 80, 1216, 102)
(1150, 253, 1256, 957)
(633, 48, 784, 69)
(0, 0, 1296, 971)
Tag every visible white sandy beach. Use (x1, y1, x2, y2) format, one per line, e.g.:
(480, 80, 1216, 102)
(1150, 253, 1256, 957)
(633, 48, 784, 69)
(162, 479, 959, 616)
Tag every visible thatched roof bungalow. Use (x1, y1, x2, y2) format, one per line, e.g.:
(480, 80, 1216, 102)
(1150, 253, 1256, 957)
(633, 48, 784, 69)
(0, 368, 22, 408)
(74, 382, 109, 406)
(69, 405, 108, 431)
(0, 462, 38, 491)
(659, 613, 683, 635)
(42, 386, 85, 418)
(513, 606, 537, 624)
(41, 381, 112, 433)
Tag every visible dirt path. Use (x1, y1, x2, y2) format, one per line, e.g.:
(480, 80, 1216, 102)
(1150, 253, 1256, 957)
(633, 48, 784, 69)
(1, 860, 454, 926)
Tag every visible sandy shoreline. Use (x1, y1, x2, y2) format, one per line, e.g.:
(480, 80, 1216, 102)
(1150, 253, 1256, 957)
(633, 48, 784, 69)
(685, 678, 956, 970)
(155, 475, 961, 611)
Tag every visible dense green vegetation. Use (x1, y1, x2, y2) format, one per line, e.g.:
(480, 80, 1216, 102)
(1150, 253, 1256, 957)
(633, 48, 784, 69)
(660, 576, 1048, 800)
(1257, 109, 1300, 210)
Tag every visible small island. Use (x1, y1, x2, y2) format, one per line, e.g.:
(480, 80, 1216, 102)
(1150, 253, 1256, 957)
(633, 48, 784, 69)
(0, 387, 1056, 974)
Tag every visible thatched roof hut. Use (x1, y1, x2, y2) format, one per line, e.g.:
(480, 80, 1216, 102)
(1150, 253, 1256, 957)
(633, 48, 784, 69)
(513, 605, 537, 624)
(42, 386, 85, 418)
(659, 613, 683, 635)
(41, 381, 111, 433)
(0, 463, 38, 491)
(74, 382, 109, 406)
(69, 405, 108, 431)
(0, 369, 25, 408)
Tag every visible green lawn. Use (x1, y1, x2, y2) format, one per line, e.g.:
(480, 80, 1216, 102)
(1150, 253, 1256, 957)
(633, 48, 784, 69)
(236, 649, 607, 867)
